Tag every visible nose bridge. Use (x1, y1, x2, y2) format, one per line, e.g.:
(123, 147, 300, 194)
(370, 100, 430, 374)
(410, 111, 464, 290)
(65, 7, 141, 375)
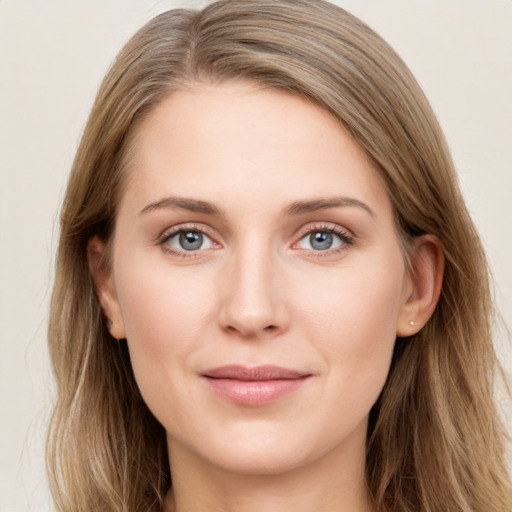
(218, 236, 288, 338)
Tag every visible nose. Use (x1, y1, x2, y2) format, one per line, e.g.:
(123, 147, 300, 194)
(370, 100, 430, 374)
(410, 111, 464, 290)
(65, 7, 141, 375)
(218, 242, 289, 340)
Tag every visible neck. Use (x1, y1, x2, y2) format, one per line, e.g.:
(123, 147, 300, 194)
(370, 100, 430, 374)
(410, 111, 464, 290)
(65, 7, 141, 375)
(163, 430, 374, 512)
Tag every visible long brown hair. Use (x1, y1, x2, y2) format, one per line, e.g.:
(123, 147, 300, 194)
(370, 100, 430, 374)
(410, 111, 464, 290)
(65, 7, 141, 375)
(47, 1, 511, 510)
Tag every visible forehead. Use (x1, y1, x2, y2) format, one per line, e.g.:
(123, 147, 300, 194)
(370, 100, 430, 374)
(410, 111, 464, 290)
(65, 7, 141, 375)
(119, 81, 391, 219)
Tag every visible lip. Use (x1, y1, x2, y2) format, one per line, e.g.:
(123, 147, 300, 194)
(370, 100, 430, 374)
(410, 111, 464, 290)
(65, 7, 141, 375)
(201, 365, 312, 406)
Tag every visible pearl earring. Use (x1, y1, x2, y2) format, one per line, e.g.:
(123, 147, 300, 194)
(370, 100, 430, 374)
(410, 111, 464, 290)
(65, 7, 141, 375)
(409, 320, 416, 326)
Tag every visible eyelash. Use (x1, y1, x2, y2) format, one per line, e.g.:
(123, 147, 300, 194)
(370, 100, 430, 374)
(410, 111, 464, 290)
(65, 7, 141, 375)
(158, 223, 354, 259)
(159, 223, 218, 259)
(293, 223, 354, 258)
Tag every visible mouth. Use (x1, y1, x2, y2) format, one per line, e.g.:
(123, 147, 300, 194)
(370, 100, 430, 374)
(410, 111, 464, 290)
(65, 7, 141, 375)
(201, 365, 312, 406)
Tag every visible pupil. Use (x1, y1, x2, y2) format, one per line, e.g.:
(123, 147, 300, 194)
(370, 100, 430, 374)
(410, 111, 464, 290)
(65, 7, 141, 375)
(180, 231, 203, 251)
(310, 232, 332, 251)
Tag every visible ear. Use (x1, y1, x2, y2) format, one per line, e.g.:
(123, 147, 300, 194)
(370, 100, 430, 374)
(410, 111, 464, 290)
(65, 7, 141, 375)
(87, 236, 126, 340)
(396, 235, 444, 337)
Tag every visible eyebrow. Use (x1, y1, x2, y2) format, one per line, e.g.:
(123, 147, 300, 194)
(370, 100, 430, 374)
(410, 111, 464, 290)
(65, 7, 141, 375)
(284, 197, 374, 217)
(140, 197, 223, 216)
(139, 195, 375, 218)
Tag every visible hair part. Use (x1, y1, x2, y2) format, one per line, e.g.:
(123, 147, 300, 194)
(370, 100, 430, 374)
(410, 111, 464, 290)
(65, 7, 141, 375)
(47, 1, 511, 511)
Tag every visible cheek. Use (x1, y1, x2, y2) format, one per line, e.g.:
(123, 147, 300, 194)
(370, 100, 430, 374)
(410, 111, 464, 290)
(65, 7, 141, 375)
(116, 249, 215, 337)
(302, 258, 403, 337)
(113, 256, 216, 399)
(297, 257, 404, 398)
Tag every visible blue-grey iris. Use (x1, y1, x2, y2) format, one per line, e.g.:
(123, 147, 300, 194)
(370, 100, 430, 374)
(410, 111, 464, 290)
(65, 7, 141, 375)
(310, 232, 333, 250)
(180, 231, 203, 251)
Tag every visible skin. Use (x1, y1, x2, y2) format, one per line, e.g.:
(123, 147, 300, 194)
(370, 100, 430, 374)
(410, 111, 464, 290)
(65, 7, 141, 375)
(89, 82, 443, 512)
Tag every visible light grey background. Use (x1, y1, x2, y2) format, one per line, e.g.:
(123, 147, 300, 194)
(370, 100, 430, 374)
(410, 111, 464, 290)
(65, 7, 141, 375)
(1, 1, 511, 511)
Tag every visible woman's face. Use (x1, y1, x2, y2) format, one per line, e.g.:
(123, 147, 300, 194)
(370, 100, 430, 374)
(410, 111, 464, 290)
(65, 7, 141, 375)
(99, 82, 416, 476)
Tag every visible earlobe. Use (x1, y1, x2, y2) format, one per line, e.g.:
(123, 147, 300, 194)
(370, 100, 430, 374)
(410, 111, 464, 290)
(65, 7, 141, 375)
(87, 236, 126, 340)
(396, 235, 444, 337)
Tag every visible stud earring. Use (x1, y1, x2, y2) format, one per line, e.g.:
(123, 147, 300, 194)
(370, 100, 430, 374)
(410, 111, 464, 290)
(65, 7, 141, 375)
(409, 320, 416, 326)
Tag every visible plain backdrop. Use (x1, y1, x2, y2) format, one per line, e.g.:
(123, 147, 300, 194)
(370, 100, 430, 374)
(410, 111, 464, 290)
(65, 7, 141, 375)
(1, 1, 511, 510)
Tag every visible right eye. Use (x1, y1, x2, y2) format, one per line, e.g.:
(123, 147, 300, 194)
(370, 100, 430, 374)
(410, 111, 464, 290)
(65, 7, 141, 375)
(160, 226, 218, 258)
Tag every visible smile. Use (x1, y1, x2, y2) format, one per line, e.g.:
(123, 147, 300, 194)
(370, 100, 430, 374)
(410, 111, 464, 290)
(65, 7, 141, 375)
(201, 365, 312, 406)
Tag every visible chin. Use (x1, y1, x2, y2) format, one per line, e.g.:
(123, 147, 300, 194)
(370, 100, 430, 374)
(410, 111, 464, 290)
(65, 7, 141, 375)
(203, 441, 314, 476)
(168, 414, 369, 477)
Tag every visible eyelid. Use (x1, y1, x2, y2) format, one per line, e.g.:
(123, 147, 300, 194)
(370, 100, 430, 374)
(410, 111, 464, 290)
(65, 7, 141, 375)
(158, 223, 222, 258)
(291, 222, 355, 255)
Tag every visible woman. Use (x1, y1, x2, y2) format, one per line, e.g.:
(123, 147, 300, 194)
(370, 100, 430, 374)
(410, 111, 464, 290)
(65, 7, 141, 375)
(46, 1, 511, 511)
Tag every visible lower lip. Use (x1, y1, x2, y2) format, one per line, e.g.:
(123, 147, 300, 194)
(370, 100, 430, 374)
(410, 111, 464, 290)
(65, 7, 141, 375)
(202, 377, 310, 406)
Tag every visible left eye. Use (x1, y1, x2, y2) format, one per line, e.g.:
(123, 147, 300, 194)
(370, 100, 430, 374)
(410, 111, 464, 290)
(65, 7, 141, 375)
(296, 230, 345, 251)
(165, 230, 215, 252)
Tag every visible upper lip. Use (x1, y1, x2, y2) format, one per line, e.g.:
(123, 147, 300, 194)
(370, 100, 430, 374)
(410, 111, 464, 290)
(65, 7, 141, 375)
(201, 365, 310, 381)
